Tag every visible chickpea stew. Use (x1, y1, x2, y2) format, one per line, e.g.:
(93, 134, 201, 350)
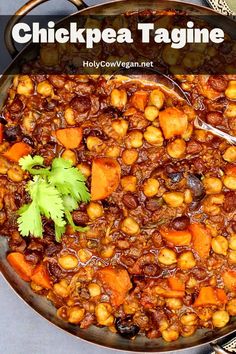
(1, 72, 236, 343)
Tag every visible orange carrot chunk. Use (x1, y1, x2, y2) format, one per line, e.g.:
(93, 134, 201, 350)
(189, 223, 212, 259)
(159, 107, 188, 139)
(168, 276, 185, 292)
(55, 127, 82, 149)
(31, 263, 52, 289)
(96, 266, 132, 307)
(91, 157, 121, 201)
(222, 270, 236, 291)
(131, 91, 149, 112)
(225, 165, 236, 177)
(7, 252, 35, 282)
(160, 228, 192, 246)
(193, 286, 226, 307)
(3, 142, 32, 162)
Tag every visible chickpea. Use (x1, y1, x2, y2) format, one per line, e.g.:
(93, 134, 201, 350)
(61, 149, 77, 166)
(167, 139, 186, 159)
(225, 81, 236, 100)
(23, 112, 35, 132)
(121, 175, 137, 192)
(122, 149, 138, 165)
(228, 250, 236, 264)
(229, 234, 236, 250)
(165, 298, 182, 310)
(88, 283, 101, 297)
(212, 310, 230, 328)
(7, 166, 24, 182)
(144, 126, 164, 146)
(162, 328, 179, 342)
(121, 217, 140, 235)
(180, 313, 198, 326)
(87, 202, 103, 220)
(77, 162, 91, 178)
(158, 248, 177, 265)
(144, 105, 159, 121)
(17, 75, 34, 96)
(184, 189, 193, 204)
(86, 136, 105, 153)
(181, 325, 196, 338)
(211, 236, 228, 256)
(223, 176, 236, 190)
(95, 303, 114, 326)
(159, 319, 169, 332)
(227, 299, 236, 316)
(198, 308, 213, 321)
(31, 282, 43, 292)
(64, 108, 76, 125)
(183, 52, 204, 69)
(53, 279, 70, 298)
(143, 178, 159, 197)
(163, 192, 184, 208)
(186, 277, 197, 289)
(203, 194, 225, 215)
(123, 302, 139, 315)
(224, 102, 236, 118)
(223, 146, 236, 163)
(106, 146, 120, 158)
(178, 251, 196, 270)
(162, 44, 180, 66)
(112, 119, 128, 138)
(37, 80, 53, 97)
(203, 177, 223, 195)
(111, 88, 127, 109)
(68, 306, 85, 324)
(149, 89, 165, 109)
(58, 254, 78, 270)
(126, 130, 143, 148)
(40, 46, 59, 66)
(78, 249, 92, 263)
(100, 245, 115, 258)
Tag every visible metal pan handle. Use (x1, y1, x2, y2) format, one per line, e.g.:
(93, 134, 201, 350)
(4, 0, 88, 58)
(211, 342, 233, 354)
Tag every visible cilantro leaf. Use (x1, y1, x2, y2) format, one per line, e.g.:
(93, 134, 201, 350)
(29, 177, 66, 227)
(18, 201, 43, 238)
(49, 158, 90, 203)
(55, 224, 66, 243)
(17, 155, 91, 242)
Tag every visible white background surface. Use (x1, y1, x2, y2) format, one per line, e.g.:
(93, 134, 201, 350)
(0, 1, 220, 354)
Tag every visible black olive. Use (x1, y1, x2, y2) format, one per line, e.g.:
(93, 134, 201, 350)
(22, 135, 35, 147)
(168, 172, 183, 183)
(4, 125, 22, 142)
(187, 174, 205, 200)
(0, 116, 7, 125)
(115, 317, 140, 339)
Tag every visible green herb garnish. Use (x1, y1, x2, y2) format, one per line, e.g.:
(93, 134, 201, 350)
(17, 155, 90, 242)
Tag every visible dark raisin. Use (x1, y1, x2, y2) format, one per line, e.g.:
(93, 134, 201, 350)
(145, 198, 161, 211)
(9, 97, 24, 113)
(4, 126, 22, 142)
(115, 317, 140, 339)
(72, 211, 89, 226)
(171, 216, 190, 230)
(70, 96, 91, 113)
(22, 135, 35, 147)
(45, 243, 62, 257)
(187, 174, 205, 200)
(208, 76, 228, 92)
(122, 193, 138, 209)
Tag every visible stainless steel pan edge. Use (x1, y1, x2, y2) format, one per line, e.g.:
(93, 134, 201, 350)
(0, 0, 236, 352)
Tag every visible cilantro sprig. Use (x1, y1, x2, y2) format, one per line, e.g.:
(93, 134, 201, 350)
(17, 155, 90, 242)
